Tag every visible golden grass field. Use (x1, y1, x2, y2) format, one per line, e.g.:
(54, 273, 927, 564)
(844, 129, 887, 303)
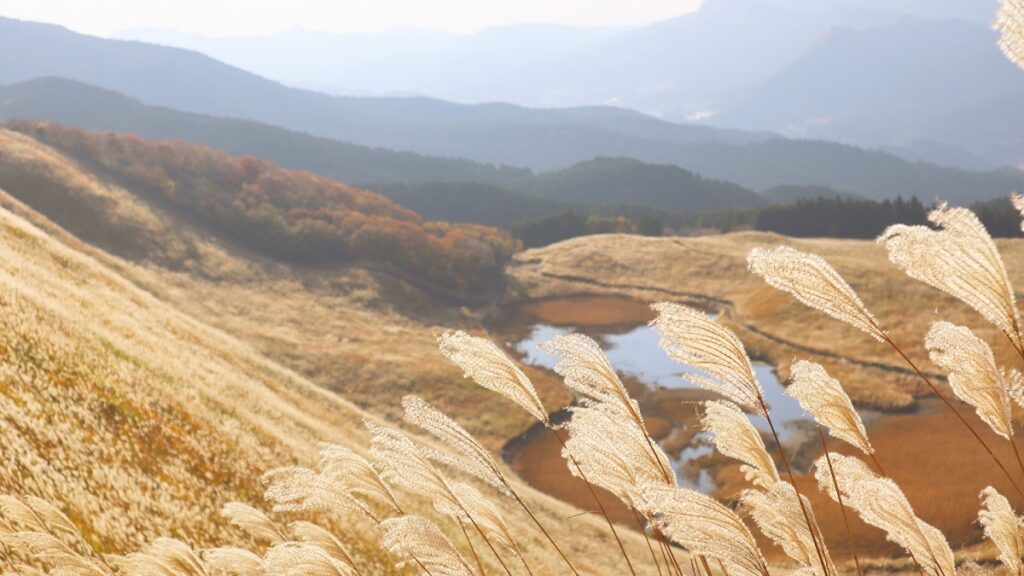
(0, 127, 659, 574)
(3, 124, 1024, 574)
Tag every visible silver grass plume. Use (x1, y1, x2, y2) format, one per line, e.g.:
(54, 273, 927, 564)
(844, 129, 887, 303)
(221, 502, 287, 544)
(540, 333, 641, 419)
(747, 246, 886, 341)
(437, 483, 525, 561)
(740, 481, 835, 575)
(262, 542, 357, 576)
(439, 331, 549, 424)
(562, 404, 675, 508)
(0, 496, 49, 533)
(926, 322, 1014, 440)
(116, 537, 209, 576)
(290, 521, 359, 572)
(365, 421, 462, 514)
(979, 487, 1024, 576)
(812, 453, 877, 502)
(651, 303, 765, 412)
(702, 400, 779, 488)
(843, 477, 956, 576)
(1014, 194, 1024, 231)
(262, 467, 367, 519)
(318, 443, 402, 515)
(201, 547, 263, 576)
(636, 483, 770, 576)
(402, 395, 508, 494)
(787, 361, 873, 455)
(996, 0, 1024, 69)
(879, 203, 1023, 351)
(380, 515, 474, 576)
(3, 531, 105, 575)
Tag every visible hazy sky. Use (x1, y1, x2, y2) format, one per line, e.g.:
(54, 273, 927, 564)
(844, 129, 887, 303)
(0, 0, 705, 37)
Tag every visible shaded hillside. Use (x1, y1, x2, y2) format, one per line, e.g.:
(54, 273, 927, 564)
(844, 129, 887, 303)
(0, 78, 529, 185)
(513, 157, 766, 213)
(1, 121, 517, 296)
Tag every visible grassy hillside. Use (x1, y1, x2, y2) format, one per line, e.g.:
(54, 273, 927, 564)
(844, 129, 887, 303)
(2, 121, 517, 299)
(0, 123, 652, 574)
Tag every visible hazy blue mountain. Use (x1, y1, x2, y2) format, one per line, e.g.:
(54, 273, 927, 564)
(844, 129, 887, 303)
(713, 18, 1024, 165)
(0, 78, 529, 185)
(3, 76, 1022, 207)
(112, 0, 995, 122)
(112, 27, 460, 93)
(0, 17, 766, 163)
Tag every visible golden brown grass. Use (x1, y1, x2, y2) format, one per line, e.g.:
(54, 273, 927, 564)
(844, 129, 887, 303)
(0, 130, 658, 574)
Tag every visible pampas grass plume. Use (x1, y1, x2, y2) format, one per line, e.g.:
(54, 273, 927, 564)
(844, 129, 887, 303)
(747, 246, 885, 341)
(651, 303, 765, 411)
(787, 361, 873, 455)
(380, 515, 474, 576)
(439, 331, 549, 424)
(702, 400, 779, 488)
(925, 322, 1015, 440)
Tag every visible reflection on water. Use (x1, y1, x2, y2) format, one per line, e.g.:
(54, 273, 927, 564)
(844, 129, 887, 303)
(513, 322, 817, 489)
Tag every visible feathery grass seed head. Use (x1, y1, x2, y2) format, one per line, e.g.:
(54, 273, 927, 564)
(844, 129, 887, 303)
(380, 515, 474, 576)
(651, 303, 764, 411)
(787, 361, 873, 455)
(926, 322, 1014, 440)
(636, 483, 770, 576)
(702, 400, 779, 488)
(439, 331, 549, 423)
(978, 486, 1023, 576)
(747, 246, 885, 341)
(880, 203, 1022, 350)
(996, 0, 1024, 69)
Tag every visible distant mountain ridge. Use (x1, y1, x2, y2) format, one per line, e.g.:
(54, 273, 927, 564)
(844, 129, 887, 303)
(3, 77, 1023, 208)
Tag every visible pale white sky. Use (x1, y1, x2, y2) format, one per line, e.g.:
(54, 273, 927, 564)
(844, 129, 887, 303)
(0, 0, 705, 37)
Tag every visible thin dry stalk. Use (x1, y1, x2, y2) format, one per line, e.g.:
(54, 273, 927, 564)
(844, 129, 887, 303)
(438, 332, 615, 575)
(817, 428, 863, 576)
(636, 483, 771, 576)
(366, 421, 513, 575)
(400, 396, 580, 575)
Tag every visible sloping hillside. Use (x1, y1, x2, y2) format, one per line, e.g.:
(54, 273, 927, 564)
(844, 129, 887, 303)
(0, 124, 650, 574)
(1, 121, 516, 299)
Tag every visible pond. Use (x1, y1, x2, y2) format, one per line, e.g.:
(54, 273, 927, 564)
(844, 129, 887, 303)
(512, 322, 817, 489)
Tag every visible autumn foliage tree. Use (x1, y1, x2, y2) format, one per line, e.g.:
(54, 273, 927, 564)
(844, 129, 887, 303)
(10, 121, 518, 297)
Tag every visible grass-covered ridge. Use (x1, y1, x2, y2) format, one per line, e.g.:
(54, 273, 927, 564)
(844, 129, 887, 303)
(4, 120, 517, 298)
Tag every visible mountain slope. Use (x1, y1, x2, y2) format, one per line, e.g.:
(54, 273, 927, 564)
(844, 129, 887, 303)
(512, 157, 767, 213)
(5, 77, 1023, 207)
(715, 18, 1024, 165)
